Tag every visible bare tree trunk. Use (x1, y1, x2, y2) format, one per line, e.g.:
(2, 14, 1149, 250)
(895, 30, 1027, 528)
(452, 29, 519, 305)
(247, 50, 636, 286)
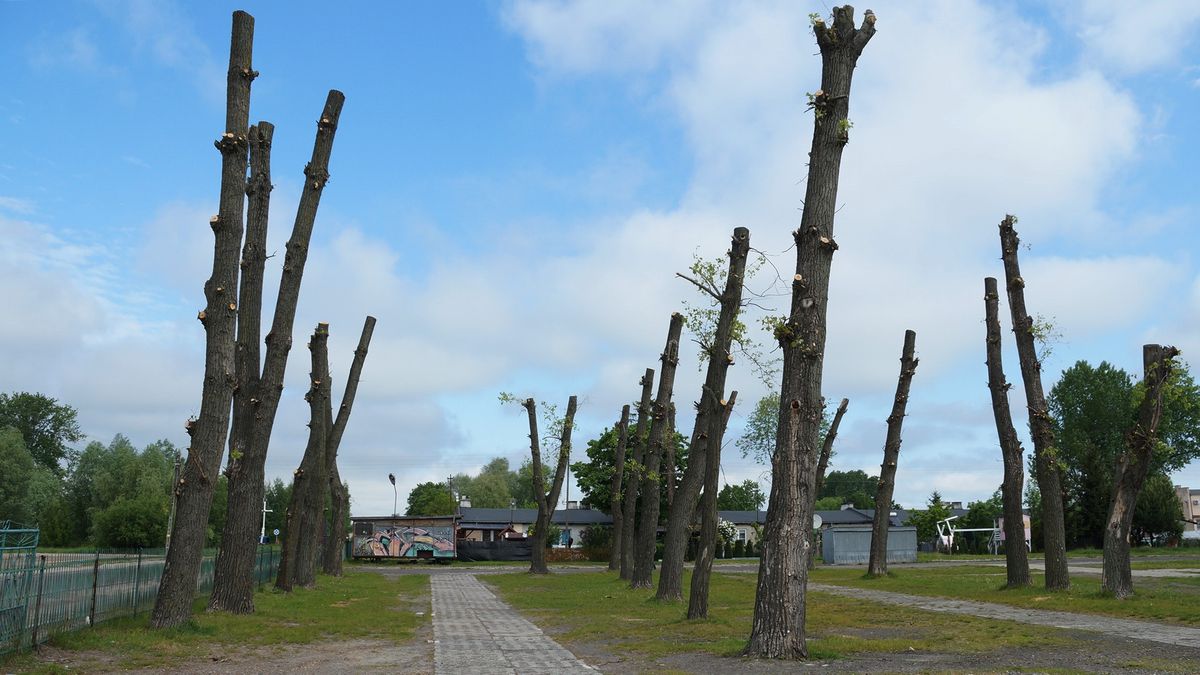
(867, 330, 918, 577)
(984, 277, 1030, 588)
(659, 227, 751, 601)
(998, 215, 1069, 591)
(209, 89, 345, 613)
(746, 7, 874, 659)
(152, 11, 255, 629)
(321, 316, 376, 575)
(527, 396, 578, 574)
(607, 405, 631, 571)
(276, 324, 332, 590)
(619, 369, 655, 580)
(631, 313, 684, 589)
(1102, 345, 1178, 598)
(666, 403, 677, 510)
(808, 397, 849, 571)
(688, 391, 738, 618)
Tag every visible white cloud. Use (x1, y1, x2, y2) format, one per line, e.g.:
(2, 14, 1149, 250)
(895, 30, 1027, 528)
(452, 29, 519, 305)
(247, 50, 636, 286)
(1069, 0, 1200, 75)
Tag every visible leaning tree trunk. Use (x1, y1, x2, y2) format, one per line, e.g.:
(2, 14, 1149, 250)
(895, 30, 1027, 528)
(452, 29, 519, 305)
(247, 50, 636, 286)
(665, 403, 677, 510)
(1102, 345, 1178, 598)
(276, 323, 332, 591)
(631, 313, 684, 589)
(209, 89, 346, 613)
(320, 316, 377, 575)
(619, 369, 655, 580)
(688, 391, 738, 618)
(659, 226, 751, 601)
(527, 396, 579, 574)
(809, 396, 849, 570)
(867, 330, 918, 577)
(746, 7, 874, 659)
(607, 405, 631, 572)
(152, 11, 254, 629)
(999, 215, 1069, 591)
(984, 277, 1030, 588)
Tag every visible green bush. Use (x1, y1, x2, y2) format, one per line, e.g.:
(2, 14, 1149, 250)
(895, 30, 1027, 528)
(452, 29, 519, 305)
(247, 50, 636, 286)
(733, 539, 746, 557)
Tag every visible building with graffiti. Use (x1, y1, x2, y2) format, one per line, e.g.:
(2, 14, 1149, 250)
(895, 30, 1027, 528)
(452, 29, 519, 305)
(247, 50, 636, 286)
(351, 516, 457, 560)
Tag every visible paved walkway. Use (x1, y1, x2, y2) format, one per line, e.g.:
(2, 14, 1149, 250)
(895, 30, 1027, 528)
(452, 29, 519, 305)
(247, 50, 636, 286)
(810, 582, 1200, 648)
(430, 573, 595, 675)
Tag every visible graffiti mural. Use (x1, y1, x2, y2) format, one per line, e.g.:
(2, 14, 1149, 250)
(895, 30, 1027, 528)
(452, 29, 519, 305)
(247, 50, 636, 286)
(353, 524, 455, 559)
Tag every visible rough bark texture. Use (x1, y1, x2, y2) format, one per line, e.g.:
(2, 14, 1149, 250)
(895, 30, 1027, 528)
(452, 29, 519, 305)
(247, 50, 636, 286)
(619, 369, 655, 580)
(320, 316, 376, 575)
(867, 330, 918, 577)
(999, 215, 1069, 591)
(209, 89, 345, 613)
(528, 396, 578, 574)
(984, 277, 1031, 588)
(607, 405, 631, 572)
(746, 6, 874, 659)
(659, 227, 751, 602)
(666, 403, 677, 510)
(1102, 345, 1178, 598)
(631, 313, 684, 589)
(276, 324, 332, 591)
(688, 391, 738, 618)
(152, 11, 255, 629)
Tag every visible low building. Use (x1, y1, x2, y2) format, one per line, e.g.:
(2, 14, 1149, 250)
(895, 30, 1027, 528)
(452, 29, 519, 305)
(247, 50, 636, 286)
(1175, 485, 1200, 533)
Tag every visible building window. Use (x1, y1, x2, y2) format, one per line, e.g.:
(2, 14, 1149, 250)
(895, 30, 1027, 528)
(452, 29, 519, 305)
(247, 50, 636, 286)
(737, 528, 747, 542)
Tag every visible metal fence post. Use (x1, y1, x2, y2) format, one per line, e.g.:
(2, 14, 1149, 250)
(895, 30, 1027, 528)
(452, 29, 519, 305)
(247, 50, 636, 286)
(31, 555, 46, 650)
(89, 550, 100, 626)
(132, 548, 142, 614)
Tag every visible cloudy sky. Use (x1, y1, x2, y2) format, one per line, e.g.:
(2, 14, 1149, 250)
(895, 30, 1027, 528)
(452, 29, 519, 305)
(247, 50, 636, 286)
(3, 0, 1199, 515)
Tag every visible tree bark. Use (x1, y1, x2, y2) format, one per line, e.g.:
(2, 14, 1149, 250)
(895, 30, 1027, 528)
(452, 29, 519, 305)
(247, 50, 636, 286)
(745, 6, 874, 659)
(998, 215, 1069, 591)
(276, 323, 332, 591)
(659, 227, 751, 601)
(867, 330, 918, 577)
(209, 89, 345, 613)
(815, 398, 849, 496)
(631, 313, 684, 589)
(1102, 344, 1178, 598)
(607, 405, 631, 571)
(320, 316, 376, 576)
(528, 396, 578, 574)
(984, 277, 1030, 588)
(666, 403, 677, 510)
(688, 391, 738, 618)
(619, 369, 655, 580)
(152, 10, 255, 629)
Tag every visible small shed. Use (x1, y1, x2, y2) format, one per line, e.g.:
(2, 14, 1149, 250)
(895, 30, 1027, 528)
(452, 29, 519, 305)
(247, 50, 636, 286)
(821, 525, 917, 565)
(351, 515, 457, 560)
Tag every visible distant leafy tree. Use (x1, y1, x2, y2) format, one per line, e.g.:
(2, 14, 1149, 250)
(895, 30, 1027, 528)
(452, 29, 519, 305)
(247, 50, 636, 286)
(264, 478, 293, 541)
(406, 481, 455, 516)
(0, 392, 83, 475)
(906, 492, 952, 544)
(960, 490, 1003, 553)
(570, 422, 687, 513)
(819, 469, 878, 508)
(95, 494, 169, 548)
(814, 496, 842, 511)
(452, 457, 520, 509)
(0, 427, 37, 523)
(1131, 472, 1184, 546)
(717, 479, 766, 511)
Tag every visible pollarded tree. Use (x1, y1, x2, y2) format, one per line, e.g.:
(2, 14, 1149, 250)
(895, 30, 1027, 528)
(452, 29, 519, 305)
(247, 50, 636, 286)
(515, 395, 579, 574)
(606, 405, 630, 571)
(746, 8, 876, 658)
(867, 330, 918, 577)
(620, 369, 655, 580)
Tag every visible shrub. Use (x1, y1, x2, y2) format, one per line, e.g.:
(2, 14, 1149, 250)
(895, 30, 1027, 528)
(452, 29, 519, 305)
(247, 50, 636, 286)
(733, 539, 746, 558)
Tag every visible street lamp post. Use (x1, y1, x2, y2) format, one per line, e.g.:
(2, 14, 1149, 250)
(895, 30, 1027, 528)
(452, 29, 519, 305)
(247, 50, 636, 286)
(388, 473, 397, 517)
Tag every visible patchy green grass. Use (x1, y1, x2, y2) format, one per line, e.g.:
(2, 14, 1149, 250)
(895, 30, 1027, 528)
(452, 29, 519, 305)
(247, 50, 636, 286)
(485, 569, 1068, 662)
(812, 565, 1200, 625)
(2, 571, 428, 672)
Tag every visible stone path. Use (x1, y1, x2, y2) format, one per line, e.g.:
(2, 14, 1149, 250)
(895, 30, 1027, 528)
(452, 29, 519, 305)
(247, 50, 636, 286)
(431, 573, 595, 675)
(810, 582, 1200, 648)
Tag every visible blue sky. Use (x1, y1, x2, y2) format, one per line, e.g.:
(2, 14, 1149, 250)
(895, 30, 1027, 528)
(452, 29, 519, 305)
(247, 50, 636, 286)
(2, 0, 1199, 516)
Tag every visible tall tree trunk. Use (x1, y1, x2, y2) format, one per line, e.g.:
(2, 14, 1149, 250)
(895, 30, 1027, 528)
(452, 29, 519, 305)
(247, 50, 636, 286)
(746, 7, 874, 659)
(867, 330, 918, 577)
(1102, 345, 1178, 598)
(659, 227, 751, 601)
(527, 396, 578, 574)
(688, 391, 738, 618)
(209, 89, 345, 613)
(321, 316, 377, 576)
(152, 11, 255, 629)
(984, 277, 1030, 588)
(276, 323, 332, 590)
(631, 313, 684, 589)
(620, 369, 655, 580)
(666, 403, 677, 510)
(607, 405, 631, 572)
(998, 215, 1069, 591)
(808, 396, 849, 571)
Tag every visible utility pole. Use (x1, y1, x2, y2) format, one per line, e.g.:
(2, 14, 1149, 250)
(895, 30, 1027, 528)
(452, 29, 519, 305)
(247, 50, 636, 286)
(388, 473, 396, 517)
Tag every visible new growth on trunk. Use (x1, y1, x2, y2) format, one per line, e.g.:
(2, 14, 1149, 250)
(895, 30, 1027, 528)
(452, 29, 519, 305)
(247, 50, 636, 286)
(607, 405, 631, 572)
(527, 396, 578, 574)
(619, 369, 655, 580)
(867, 330, 918, 577)
(746, 6, 875, 660)
(630, 313, 684, 589)
(152, 10, 255, 629)
(1102, 344, 1179, 598)
(999, 215, 1069, 591)
(984, 277, 1030, 588)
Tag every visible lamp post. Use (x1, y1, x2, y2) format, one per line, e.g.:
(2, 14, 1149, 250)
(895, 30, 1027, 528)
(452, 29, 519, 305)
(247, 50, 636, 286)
(388, 473, 397, 518)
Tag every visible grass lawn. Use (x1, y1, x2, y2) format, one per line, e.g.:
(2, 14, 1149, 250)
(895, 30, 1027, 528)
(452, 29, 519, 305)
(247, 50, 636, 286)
(812, 564, 1200, 625)
(2, 571, 428, 672)
(485, 569, 1069, 662)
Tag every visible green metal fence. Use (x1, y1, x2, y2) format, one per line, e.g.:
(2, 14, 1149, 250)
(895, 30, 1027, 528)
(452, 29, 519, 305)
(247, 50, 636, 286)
(1, 545, 279, 655)
(0, 522, 39, 655)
